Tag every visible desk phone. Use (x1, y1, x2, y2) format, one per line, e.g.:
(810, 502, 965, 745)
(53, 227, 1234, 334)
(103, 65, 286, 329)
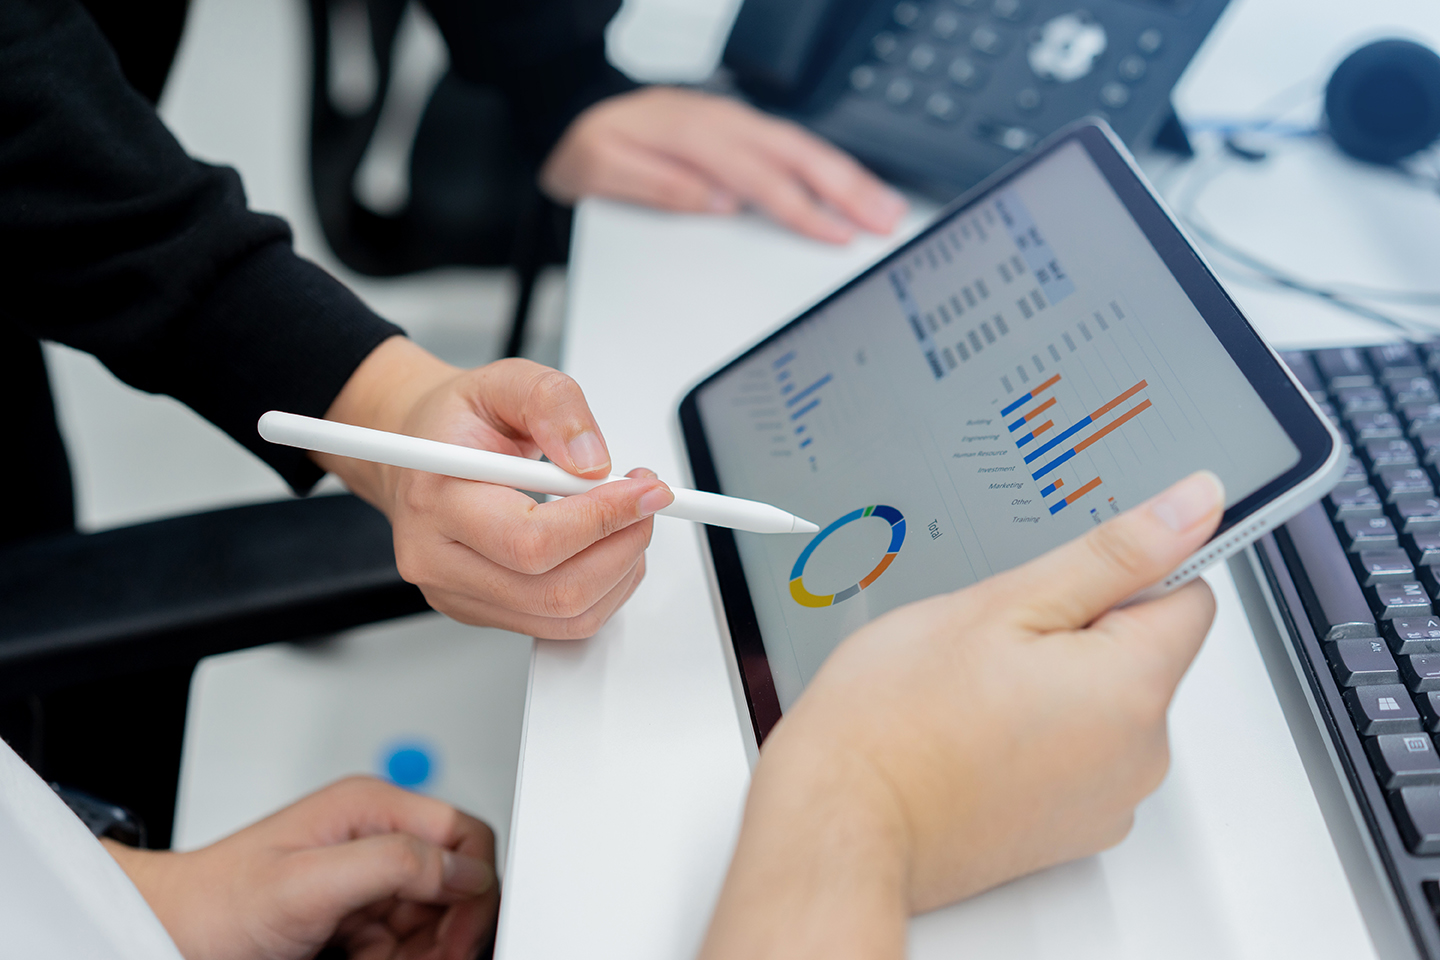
(723, 0, 1230, 198)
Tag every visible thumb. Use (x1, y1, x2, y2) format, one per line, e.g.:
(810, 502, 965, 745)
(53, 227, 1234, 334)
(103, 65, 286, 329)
(281, 833, 495, 923)
(987, 470, 1225, 632)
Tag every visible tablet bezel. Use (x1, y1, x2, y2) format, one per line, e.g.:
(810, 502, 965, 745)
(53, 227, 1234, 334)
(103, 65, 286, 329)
(678, 119, 1338, 746)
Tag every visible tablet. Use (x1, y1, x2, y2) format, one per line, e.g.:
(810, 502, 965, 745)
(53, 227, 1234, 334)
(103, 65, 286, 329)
(678, 119, 1345, 755)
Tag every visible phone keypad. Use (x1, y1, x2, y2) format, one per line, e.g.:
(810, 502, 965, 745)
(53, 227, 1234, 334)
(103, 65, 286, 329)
(847, 0, 1170, 147)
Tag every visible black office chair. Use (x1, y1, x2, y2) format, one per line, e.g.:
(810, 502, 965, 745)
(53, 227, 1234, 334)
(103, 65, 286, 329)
(304, 0, 572, 358)
(0, 494, 429, 847)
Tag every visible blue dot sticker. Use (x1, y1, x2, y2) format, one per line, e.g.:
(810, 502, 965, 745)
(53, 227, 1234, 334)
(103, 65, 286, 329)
(381, 742, 436, 789)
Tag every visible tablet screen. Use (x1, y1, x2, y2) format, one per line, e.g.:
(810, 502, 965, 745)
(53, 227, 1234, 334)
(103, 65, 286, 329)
(691, 135, 1301, 714)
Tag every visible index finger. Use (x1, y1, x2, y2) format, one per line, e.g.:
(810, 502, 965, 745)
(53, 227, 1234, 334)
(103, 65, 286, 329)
(753, 120, 907, 234)
(469, 358, 613, 478)
(985, 470, 1225, 632)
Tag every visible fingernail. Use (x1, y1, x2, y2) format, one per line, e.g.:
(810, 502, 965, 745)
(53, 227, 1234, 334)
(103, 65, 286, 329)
(1149, 471, 1225, 532)
(566, 431, 609, 475)
(637, 482, 674, 518)
(442, 850, 495, 895)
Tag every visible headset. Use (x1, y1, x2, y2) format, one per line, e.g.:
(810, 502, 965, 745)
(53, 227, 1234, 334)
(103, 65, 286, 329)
(1325, 38, 1440, 164)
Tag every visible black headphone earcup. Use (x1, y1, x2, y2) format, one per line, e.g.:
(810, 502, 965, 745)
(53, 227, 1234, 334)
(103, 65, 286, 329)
(1325, 38, 1440, 164)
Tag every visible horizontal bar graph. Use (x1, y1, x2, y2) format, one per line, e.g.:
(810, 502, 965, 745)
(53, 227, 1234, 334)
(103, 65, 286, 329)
(1030, 399, 1153, 480)
(1000, 373, 1060, 417)
(1007, 395, 1056, 432)
(1048, 477, 1103, 514)
(1015, 419, 1053, 447)
(1040, 477, 1065, 497)
(1023, 380, 1147, 464)
(785, 373, 832, 409)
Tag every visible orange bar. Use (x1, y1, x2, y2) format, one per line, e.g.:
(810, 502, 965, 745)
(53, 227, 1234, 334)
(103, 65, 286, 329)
(1053, 477, 1064, 490)
(1064, 476, 1103, 505)
(1033, 373, 1061, 396)
(1023, 396, 1057, 422)
(859, 552, 898, 589)
(1074, 399, 1153, 453)
(1031, 419, 1054, 437)
(1089, 380, 1147, 421)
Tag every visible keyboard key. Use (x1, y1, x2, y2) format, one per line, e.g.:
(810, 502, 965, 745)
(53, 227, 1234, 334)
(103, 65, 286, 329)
(1327, 638, 1400, 685)
(1367, 733, 1440, 788)
(1347, 684, 1423, 734)
(1342, 516, 1399, 552)
(1331, 487, 1385, 521)
(1418, 428, 1440, 463)
(1388, 617, 1440, 655)
(1354, 413, 1405, 442)
(1372, 581, 1432, 619)
(1391, 785, 1440, 853)
(1284, 504, 1379, 641)
(1420, 692, 1440, 731)
(1342, 455, 1369, 485)
(1377, 466, 1434, 501)
(1363, 438, 1417, 467)
(1336, 385, 1388, 416)
(1315, 347, 1374, 389)
(1392, 494, 1440, 533)
(1371, 343, 1426, 381)
(1407, 532, 1440, 566)
(1404, 403, 1440, 434)
(1354, 548, 1414, 585)
(1404, 654, 1440, 692)
(1393, 376, 1440, 406)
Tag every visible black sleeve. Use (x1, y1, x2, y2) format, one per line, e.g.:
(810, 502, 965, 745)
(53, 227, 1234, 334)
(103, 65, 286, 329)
(0, 0, 404, 494)
(420, 0, 640, 161)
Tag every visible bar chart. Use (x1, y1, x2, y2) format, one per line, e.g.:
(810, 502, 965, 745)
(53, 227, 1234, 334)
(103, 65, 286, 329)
(996, 365, 1157, 517)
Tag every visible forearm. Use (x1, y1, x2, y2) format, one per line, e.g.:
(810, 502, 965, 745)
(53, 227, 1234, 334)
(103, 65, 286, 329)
(701, 730, 912, 960)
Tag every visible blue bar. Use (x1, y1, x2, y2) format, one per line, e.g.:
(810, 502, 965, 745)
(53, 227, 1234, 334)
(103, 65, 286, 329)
(781, 383, 794, 394)
(1023, 415, 1093, 464)
(773, 351, 795, 369)
(800, 438, 813, 448)
(1007, 416, 1025, 432)
(1001, 390, 1033, 417)
(790, 399, 820, 421)
(795, 426, 805, 434)
(777, 370, 791, 381)
(1040, 481, 1058, 496)
(1049, 499, 1068, 515)
(1031, 448, 1075, 480)
(1017, 432, 1035, 448)
(785, 373, 833, 408)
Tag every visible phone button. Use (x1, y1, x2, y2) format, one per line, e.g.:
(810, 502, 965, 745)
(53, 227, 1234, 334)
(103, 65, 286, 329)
(1118, 54, 1147, 82)
(885, 77, 915, 106)
(947, 56, 985, 89)
(908, 43, 939, 73)
(872, 32, 902, 63)
(975, 118, 1036, 152)
(849, 65, 878, 93)
(1014, 88, 1041, 112)
(924, 91, 963, 123)
(1099, 82, 1131, 108)
(970, 24, 1008, 56)
(1137, 28, 1164, 56)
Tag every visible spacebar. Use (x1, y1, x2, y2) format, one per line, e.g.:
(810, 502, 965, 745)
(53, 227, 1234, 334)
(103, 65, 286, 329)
(1283, 503, 1378, 642)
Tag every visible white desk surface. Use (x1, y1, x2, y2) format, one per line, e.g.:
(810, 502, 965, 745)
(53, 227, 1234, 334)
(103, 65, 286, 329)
(497, 2, 1440, 957)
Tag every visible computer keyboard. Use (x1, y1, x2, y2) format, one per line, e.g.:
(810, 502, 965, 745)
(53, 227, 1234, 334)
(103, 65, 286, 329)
(1258, 343, 1440, 956)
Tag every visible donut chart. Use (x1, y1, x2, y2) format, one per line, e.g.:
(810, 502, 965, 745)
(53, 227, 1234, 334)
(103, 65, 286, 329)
(789, 505, 906, 608)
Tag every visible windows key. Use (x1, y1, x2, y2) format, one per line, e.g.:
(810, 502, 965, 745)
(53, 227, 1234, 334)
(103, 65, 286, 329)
(1346, 683, 1423, 734)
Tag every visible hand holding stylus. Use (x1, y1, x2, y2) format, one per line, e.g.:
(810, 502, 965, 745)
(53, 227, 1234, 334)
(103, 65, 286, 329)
(312, 345, 675, 639)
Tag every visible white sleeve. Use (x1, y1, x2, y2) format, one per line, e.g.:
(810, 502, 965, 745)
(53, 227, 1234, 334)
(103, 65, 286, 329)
(0, 737, 185, 959)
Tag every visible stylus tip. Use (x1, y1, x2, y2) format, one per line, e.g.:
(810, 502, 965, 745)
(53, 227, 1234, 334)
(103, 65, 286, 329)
(791, 517, 820, 534)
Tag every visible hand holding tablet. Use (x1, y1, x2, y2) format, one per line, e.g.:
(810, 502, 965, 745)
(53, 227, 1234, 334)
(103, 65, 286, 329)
(701, 471, 1226, 959)
(680, 119, 1345, 751)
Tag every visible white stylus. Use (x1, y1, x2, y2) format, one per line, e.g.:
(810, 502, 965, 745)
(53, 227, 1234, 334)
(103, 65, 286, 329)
(258, 411, 820, 535)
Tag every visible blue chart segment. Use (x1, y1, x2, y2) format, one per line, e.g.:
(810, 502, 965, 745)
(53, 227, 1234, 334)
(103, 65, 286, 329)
(790, 506, 906, 608)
